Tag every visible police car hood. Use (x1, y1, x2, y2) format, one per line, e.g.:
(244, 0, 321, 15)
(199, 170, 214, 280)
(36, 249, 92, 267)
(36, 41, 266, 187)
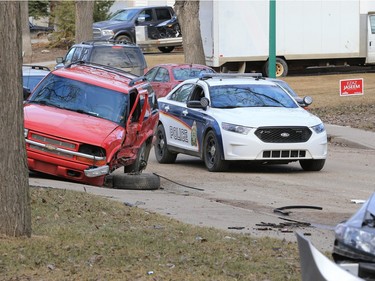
(211, 107, 322, 127)
(24, 104, 119, 146)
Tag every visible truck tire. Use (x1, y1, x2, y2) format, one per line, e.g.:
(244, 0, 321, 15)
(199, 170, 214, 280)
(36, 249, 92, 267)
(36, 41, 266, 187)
(263, 57, 288, 77)
(158, 46, 175, 53)
(115, 34, 133, 44)
(112, 173, 160, 190)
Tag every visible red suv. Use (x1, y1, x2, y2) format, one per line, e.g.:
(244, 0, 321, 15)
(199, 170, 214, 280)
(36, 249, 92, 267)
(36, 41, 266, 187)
(24, 62, 159, 187)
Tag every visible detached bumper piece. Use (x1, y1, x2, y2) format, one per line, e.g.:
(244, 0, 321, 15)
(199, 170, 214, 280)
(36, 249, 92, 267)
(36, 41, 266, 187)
(84, 165, 109, 178)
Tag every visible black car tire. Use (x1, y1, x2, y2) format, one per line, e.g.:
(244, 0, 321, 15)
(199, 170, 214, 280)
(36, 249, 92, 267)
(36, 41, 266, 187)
(299, 159, 325, 171)
(124, 141, 151, 173)
(158, 46, 175, 53)
(154, 124, 177, 163)
(115, 34, 133, 44)
(203, 130, 228, 172)
(112, 173, 160, 190)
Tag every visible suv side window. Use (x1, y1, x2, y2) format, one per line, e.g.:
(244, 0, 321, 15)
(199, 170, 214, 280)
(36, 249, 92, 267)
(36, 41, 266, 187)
(72, 47, 83, 62)
(81, 48, 90, 61)
(139, 9, 153, 22)
(155, 8, 172, 20)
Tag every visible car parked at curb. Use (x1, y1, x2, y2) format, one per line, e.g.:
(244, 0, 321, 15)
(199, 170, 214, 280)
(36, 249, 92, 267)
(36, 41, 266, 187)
(154, 73, 327, 172)
(55, 40, 147, 76)
(144, 63, 215, 98)
(24, 62, 159, 188)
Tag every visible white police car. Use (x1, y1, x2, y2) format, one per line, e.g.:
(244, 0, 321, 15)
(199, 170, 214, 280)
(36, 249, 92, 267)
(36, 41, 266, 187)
(154, 73, 327, 172)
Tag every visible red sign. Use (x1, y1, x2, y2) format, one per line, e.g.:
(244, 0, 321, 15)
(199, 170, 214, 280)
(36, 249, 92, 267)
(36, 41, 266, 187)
(339, 78, 364, 96)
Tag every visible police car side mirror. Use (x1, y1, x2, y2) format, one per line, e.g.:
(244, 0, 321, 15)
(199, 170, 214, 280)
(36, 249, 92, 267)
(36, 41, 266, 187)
(187, 97, 209, 110)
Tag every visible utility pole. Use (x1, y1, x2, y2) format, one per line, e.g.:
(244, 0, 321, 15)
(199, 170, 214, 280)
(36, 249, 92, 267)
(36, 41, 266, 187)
(268, 0, 276, 78)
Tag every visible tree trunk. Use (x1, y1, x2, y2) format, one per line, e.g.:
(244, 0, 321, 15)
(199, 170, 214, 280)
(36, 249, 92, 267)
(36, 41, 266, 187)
(75, 1, 94, 43)
(0, 2, 31, 237)
(174, 0, 206, 65)
(21, 1, 32, 63)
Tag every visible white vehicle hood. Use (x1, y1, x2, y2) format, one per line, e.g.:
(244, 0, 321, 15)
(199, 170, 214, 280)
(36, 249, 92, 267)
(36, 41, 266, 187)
(209, 107, 323, 128)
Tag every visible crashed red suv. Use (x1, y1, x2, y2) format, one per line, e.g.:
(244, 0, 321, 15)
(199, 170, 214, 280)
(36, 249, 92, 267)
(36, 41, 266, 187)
(24, 62, 158, 186)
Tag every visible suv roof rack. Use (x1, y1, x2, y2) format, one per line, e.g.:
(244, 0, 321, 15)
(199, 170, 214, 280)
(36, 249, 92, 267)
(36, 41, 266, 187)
(22, 64, 51, 71)
(80, 40, 136, 46)
(63, 61, 148, 88)
(199, 73, 264, 80)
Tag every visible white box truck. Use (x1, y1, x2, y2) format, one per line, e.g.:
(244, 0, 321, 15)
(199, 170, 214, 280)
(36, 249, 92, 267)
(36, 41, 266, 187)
(199, 0, 375, 76)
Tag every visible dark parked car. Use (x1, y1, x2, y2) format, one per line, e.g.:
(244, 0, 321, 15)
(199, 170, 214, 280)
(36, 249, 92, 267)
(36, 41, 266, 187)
(29, 21, 54, 37)
(93, 6, 180, 53)
(55, 40, 147, 76)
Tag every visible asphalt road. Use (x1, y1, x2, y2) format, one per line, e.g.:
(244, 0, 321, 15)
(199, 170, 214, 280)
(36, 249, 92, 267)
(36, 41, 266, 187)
(29, 138, 375, 254)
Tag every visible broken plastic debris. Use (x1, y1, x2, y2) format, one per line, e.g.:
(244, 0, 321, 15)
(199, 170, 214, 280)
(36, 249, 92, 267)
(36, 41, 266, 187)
(350, 199, 365, 204)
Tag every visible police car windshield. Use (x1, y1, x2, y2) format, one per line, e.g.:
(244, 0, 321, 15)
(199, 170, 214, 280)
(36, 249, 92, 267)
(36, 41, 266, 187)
(28, 74, 128, 125)
(210, 84, 298, 109)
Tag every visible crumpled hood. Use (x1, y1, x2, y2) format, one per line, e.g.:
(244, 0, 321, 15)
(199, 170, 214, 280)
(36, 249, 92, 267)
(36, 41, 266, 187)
(24, 104, 119, 146)
(210, 107, 323, 128)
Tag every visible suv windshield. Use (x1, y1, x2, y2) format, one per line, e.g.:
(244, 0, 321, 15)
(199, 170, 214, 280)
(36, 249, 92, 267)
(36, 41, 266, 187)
(110, 9, 139, 21)
(90, 46, 144, 74)
(28, 74, 128, 125)
(210, 84, 298, 109)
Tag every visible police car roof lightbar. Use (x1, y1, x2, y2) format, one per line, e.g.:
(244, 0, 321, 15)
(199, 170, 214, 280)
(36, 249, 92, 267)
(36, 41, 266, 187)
(199, 73, 264, 80)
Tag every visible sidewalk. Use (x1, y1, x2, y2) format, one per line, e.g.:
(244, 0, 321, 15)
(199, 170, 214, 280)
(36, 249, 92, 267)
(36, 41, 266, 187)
(325, 124, 375, 150)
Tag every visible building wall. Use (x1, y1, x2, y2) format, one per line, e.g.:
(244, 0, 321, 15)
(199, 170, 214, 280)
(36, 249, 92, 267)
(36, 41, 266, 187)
(110, 0, 176, 13)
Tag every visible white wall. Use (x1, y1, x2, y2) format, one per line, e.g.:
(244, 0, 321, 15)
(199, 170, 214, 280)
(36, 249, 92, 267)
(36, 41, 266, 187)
(110, 0, 176, 13)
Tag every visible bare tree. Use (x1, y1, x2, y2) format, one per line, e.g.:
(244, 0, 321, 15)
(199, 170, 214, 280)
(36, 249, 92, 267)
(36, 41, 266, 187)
(0, 2, 31, 237)
(174, 0, 205, 65)
(21, 1, 32, 63)
(75, 1, 94, 43)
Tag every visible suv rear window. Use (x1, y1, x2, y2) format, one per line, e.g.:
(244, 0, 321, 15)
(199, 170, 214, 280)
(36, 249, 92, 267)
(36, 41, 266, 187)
(89, 46, 146, 76)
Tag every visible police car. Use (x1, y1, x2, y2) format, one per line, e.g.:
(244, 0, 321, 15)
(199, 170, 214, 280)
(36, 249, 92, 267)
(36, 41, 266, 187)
(154, 73, 327, 172)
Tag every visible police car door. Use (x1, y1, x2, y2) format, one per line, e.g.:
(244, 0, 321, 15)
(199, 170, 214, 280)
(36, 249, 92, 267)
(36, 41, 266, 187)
(161, 83, 194, 151)
(179, 85, 207, 155)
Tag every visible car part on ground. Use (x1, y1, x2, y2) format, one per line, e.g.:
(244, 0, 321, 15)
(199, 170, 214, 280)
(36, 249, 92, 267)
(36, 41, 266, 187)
(55, 40, 147, 76)
(24, 62, 159, 187)
(155, 73, 327, 172)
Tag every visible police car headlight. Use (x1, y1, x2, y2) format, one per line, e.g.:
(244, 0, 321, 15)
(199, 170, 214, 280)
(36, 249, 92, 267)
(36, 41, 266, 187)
(311, 123, 325, 134)
(101, 29, 114, 36)
(222, 122, 252, 135)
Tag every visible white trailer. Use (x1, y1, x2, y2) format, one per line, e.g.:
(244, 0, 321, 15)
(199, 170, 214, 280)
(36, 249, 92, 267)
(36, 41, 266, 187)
(199, 0, 375, 76)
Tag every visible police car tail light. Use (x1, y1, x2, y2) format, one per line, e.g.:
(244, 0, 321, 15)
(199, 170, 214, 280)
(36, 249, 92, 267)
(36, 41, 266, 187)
(222, 122, 252, 135)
